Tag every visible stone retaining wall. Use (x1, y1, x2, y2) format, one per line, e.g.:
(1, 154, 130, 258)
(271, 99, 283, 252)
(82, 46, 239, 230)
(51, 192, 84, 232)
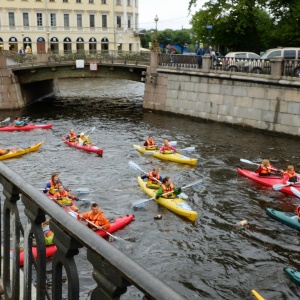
(143, 68, 300, 136)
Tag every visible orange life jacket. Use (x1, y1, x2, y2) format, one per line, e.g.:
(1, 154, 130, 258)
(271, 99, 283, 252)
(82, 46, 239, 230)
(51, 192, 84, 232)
(146, 139, 155, 146)
(0, 148, 8, 155)
(50, 180, 60, 188)
(55, 190, 69, 198)
(44, 230, 53, 238)
(259, 165, 271, 175)
(284, 170, 298, 183)
(68, 133, 77, 141)
(296, 206, 300, 218)
(162, 183, 174, 194)
(284, 171, 297, 178)
(149, 171, 160, 183)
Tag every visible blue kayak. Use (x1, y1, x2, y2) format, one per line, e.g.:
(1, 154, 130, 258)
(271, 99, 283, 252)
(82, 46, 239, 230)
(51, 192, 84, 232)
(284, 268, 300, 284)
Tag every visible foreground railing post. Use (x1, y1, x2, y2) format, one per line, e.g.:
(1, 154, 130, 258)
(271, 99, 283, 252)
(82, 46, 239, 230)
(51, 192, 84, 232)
(1, 177, 21, 299)
(87, 250, 131, 299)
(22, 195, 47, 300)
(51, 220, 83, 300)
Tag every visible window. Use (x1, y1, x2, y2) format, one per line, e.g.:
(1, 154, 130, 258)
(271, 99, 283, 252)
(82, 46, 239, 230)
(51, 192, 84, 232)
(116, 0, 121, 5)
(128, 16, 131, 28)
(266, 50, 281, 60)
(63, 0, 68, 2)
(127, 0, 131, 5)
(50, 13, 56, 27)
(89, 0, 94, 3)
(284, 50, 296, 60)
(90, 15, 95, 28)
(77, 14, 82, 28)
(64, 14, 70, 28)
(102, 15, 107, 28)
(76, 0, 81, 3)
(129, 43, 132, 52)
(23, 12, 29, 27)
(37, 13, 43, 27)
(101, 0, 106, 3)
(9, 12, 15, 27)
(116, 16, 121, 28)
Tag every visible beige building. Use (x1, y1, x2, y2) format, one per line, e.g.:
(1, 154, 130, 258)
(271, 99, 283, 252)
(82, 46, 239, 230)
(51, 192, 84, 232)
(0, 0, 141, 54)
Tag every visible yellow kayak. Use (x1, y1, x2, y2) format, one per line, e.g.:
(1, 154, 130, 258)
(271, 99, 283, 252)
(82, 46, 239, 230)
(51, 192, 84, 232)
(137, 176, 198, 221)
(0, 142, 44, 160)
(133, 145, 197, 166)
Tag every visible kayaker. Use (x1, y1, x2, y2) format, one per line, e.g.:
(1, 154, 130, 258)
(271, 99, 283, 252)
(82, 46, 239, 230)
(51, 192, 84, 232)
(155, 176, 181, 199)
(78, 203, 110, 230)
(44, 173, 64, 195)
(0, 147, 10, 156)
(53, 184, 79, 212)
(141, 166, 163, 189)
(42, 220, 54, 245)
(255, 159, 281, 176)
(283, 165, 300, 185)
(14, 116, 25, 127)
(159, 139, 177, 153)
(66, 129, 77, 142)
(144, 136, 158, 150)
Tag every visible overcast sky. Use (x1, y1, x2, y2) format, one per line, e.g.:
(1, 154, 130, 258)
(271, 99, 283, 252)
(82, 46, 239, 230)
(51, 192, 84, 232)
(138, 0, 200, 31)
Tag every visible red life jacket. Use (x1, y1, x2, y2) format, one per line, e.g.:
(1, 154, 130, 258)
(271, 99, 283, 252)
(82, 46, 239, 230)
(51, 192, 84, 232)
(149, 171, 160, 183)
(146, 139, 155, 146)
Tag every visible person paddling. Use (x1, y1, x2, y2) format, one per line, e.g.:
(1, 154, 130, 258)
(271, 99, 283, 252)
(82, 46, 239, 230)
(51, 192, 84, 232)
(0, 147, 10, 156)
(14, 116, 26, 127)
(141, 166, 163, 189)
(144, 136, 158, 150)
(66, 129, 77, 142)
(159, 139, 177, 154)
(44, 173, 64, 195)
(155, 176, 181, 199)
(282, 165, 300, 185)
(78, 132, 95, 146)
(255, 159, 281, 176)
(78, 203, 110, 231)
(53, 184, 79, 212)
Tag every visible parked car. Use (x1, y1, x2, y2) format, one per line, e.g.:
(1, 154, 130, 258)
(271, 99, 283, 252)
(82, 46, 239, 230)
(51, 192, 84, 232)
(249, 47, 300, 76)
(224, 52, 260, 72)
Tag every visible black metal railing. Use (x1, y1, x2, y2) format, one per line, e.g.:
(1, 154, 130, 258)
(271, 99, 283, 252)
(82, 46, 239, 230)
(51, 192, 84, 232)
(0, 162, 185, 300)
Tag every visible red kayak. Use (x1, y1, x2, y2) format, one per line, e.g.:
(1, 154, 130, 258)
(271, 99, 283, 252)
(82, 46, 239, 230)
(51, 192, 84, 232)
(237, 168, 300, 196)
(11, 214, 134, 266)
(0, 123, 52, 132)
(61, 137, 103, 156)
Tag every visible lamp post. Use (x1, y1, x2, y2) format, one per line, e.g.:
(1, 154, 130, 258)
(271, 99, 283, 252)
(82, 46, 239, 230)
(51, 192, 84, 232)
(152, 15, 160, 52)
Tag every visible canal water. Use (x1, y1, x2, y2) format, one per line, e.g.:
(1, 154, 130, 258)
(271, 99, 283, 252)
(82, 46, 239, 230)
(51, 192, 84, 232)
(1, 78, 300, 299)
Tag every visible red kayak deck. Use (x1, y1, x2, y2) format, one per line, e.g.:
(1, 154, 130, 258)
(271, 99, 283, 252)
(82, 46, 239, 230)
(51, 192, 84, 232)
(237, 168, 300, 196)
(11, 214, 134, 266)
(61, 137, 103, 156)
(0, 124, 52, 132)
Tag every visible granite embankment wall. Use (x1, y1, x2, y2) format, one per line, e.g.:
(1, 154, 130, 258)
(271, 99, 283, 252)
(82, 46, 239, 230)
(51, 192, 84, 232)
(144, 68, 300, 136)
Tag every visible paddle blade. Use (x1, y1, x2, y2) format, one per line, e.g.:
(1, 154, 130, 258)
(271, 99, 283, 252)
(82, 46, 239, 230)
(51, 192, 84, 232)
(240, 159, 258, 166)
(181, 147, 195, 152)
(128, 161, 143, 172)
(76, 188, 89, 194)
(2, 117, 10, 123)
(178, 192, 188, 200)
(272, 184, 286, 191)
(132, 198, 152, 208)
(291, 187, 300, 198)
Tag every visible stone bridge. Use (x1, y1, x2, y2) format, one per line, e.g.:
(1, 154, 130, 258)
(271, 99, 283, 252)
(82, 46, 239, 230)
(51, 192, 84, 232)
(0, 51, 148, 109)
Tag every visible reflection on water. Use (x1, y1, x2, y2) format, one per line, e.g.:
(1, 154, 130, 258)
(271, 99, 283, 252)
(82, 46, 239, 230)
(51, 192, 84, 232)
(1, 78, 300, 299)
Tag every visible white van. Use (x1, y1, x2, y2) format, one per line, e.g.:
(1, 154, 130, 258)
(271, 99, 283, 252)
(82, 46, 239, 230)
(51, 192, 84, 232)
(249, 47, 300, 76)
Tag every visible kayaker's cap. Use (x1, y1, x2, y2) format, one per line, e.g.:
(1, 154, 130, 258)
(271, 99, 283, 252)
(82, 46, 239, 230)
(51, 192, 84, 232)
(154, 214, 162, 220)
(80, 132, 84, 136)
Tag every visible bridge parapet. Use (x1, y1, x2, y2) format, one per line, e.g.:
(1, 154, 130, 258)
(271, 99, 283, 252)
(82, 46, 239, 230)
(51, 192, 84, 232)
(0, 161, 185, 299)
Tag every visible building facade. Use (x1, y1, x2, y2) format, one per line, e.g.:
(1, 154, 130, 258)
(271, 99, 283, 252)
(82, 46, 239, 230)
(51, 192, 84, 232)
(0, 0, 140, 54)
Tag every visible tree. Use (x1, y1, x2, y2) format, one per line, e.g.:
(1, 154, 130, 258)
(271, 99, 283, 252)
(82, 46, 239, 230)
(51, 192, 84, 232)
(172, 29, 192, 53)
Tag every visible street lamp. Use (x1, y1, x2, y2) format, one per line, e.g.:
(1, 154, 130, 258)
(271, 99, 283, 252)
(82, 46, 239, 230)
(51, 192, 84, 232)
(152, 15, 160, 52)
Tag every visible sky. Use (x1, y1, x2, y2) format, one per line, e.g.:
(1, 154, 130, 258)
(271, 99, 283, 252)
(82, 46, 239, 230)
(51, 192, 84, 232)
(138, 0, 200, 31)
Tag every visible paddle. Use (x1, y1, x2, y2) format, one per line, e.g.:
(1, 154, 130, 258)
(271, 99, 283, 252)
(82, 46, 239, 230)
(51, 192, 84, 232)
(272, 182, 300, 191)
(67, 210, 126, 241)
(132, 178, 202, 208)
(290, 186, 300, 198)
(0, 117, 10, 124)
(144, 146, 196, 156)
(239, 158, 281, 173)
(128, 161, 189, 199)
